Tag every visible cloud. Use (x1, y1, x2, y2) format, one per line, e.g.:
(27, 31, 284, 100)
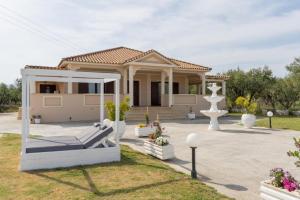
(0, 0, 299, 83)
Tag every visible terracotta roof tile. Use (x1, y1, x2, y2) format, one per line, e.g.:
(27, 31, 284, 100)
(25, 65, 67, 70)
(206, 74, 230, 80)
(59, 46, 211, 72)
(123, 49, 179, 66)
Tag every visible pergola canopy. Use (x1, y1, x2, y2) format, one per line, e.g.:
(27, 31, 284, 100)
(20, 68, 121, 170)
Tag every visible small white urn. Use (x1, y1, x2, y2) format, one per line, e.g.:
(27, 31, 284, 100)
(241, 114, 256, 128)
(103, 119, 126, 139)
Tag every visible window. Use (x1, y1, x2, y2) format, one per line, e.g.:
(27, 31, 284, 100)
(165, 82, 179, 94)
(104, 82, 114, 94)
(78, 83, 99, 94)
(40, 84, 56, 93)
(78, 82, 114, 94)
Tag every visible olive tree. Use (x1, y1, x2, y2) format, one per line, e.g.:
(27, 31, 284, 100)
(275, 78, 299, 110)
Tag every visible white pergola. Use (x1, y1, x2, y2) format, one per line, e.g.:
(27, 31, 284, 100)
(20, 68, 121, 171)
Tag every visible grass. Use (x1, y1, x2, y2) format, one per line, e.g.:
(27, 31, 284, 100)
(256, 116, 300, 131)
(0, 134, 232, 200)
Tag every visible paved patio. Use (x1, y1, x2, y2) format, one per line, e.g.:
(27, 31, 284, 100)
(1, 113, 299, 200)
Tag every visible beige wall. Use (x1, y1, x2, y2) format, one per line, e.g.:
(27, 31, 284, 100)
(30, 93, 225, 123)
(30, 94, 124, 123)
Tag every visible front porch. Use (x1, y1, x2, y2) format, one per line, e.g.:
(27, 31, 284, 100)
(28, 70, 227, 122)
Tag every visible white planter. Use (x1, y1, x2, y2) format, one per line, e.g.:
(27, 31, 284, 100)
(187, 113, 196, 120)
(144, 140, 174, 160)
(111, 121, 126, 139)
(135, 126, 156, 137)
(34, 118, 41, 124)
(260, 181, 300, 200)
(241, 114, 256, 128)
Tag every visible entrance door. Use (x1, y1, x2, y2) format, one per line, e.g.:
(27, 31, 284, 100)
(151, 82, 161, 106)
(133, 81, 139, 106)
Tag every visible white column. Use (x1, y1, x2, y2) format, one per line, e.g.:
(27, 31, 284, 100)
(67, 81, 72, 94)
(128, 66, 134, 107)
(100, 80, 104, 125)
(198, 84, 201, 94)
(168, 68, 173, 107)
(222, 81, 226, 96)
(201, 74, 206, 95)
(30, 80, 36, 94)
(114, 79, 120, 144)
(161, 71, 165, 106)
(161, 72, 165, 95)
(123, 68, 127, 95)
(147, 74, 151, 106)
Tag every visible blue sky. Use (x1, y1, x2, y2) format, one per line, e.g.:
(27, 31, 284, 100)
(0, 0, 300, 84)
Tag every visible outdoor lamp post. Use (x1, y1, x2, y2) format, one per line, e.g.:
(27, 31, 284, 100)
(186, 133, 200, 179)
(267, 111, 273, 129)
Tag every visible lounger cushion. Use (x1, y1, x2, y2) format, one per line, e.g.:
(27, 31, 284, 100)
(26, 136, 83, 153)
(78, 126, 114, 149)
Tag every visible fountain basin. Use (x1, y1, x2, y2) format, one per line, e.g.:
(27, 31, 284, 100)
(200, 110, 228, 118)
(203, 96, 224, 103)
(200, 110, 228, 130)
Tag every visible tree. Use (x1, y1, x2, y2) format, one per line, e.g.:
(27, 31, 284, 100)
(260, 82, 277, 110)
(245, 66, 275, 102)
(224, 66, 275, 110)
(286, 57, 300, 75)
(224, 68, 248, 109)
(275, 78, 299, 110)
(0, 83, 10, 106)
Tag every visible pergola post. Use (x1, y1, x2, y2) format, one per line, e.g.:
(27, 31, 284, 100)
(114, 79, 120, 144)
(168, 68, 173, 107)
(21, 74, 28, 156)
(100, 80, 104, 125)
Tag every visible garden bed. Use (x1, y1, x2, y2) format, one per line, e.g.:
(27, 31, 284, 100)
(143, 140, 174, 160)
(260, 181, 300, 200)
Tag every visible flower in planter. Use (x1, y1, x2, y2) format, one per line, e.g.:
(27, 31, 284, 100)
(155, 136, 169, 146)
(269, 168, 299, 192)
(138, 123, 146, 128)
(283, 171, 299, 192)
(148, 122, 166, 141)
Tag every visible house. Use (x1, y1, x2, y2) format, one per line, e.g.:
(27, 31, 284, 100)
(25, 47, 229, 122)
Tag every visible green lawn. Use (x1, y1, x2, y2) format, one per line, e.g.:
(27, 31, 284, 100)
(256, 116, 300, 131)
(0, 134, 232, 200)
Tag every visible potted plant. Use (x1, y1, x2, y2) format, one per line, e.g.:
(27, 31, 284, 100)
(105, 96, 130, 139)
(260, 138, 300, 199)
(135, 112, 155, 137)
(143, 122, 174, 160)
(32, 115, 41, 124)
(235, 96, 257, 128)
(187, 107, 196, 120)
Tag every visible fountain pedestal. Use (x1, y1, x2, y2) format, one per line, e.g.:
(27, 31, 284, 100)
(200, 83, 228, 131)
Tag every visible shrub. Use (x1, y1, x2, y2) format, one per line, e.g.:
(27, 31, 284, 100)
(235, 96, 257, 114)
(287, 137, 300, 167)
(105, 96, 130, 121)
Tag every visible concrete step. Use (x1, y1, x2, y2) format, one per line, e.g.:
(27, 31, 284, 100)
(126, 106, 187, 121)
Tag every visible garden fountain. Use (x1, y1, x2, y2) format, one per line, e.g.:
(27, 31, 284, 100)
(200, 83, 228, 130)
